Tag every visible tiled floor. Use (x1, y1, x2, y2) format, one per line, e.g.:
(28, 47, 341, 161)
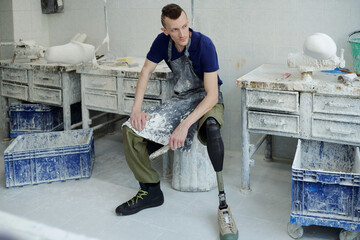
(0, 129, 346, 240)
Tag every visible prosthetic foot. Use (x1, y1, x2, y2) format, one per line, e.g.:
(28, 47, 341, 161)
(115, 182, 164, 216)
(218, 206, 239, 240)
(217, 172, 238, 240)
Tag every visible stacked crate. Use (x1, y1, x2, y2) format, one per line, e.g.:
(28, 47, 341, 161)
(288, 140, 360, 239)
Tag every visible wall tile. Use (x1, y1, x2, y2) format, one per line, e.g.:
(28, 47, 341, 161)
(12, 10, 32, 41)
(0, 0, 12, 11)
(0, 11, 14, 39)
(12, 0, 31, 11)
(229, 110, 242, 150)
(30, 0, 41, 11)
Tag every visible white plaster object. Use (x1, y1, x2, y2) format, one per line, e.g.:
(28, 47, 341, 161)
(287, 50, 345, 74)
(71, 33, 87, 43)
(45, 41, 95, 64)
(303, 33, 337, 60)
(12, 40, 46, 60)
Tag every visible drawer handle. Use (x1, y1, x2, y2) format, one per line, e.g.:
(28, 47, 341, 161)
(130, 85, 136, 89)
(37, 92, 57, 100)
(42, 77, 50, 80)
(261, 119, 286, 127)
(6, 89, 22, 95)
(90, 82, 106, 87)
(259, 97, 284, 104)
(326, 101, 354, 108)
(327, 127, 355, 136)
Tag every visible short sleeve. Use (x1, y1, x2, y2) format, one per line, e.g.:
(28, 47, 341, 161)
(146, 34, 168, 64)
(201, 38, 219, 73)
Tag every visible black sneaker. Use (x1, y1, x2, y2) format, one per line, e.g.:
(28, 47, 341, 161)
(115, 182, 164, 216)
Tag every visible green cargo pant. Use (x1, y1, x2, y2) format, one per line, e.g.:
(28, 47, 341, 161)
(122, 103, 224, 183)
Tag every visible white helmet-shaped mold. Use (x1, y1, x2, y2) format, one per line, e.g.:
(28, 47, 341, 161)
(303, 33, 337, 60)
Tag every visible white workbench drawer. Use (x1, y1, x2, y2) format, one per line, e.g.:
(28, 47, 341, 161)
(83, 75, 117, 92)
(123, 78, 161, 96)
(313, 94, 360, 116)
(312, 117, 360, 144)
(124, 97, 161, 114)
(1, 68, 28, 84)
(33, 70, 61, 88)
(1, 82, 28, 101)
(84, 91, 118, 111)
(32, 86, 62, 105)
(248, 111, 299, 134)
(246, 89, 299, 113)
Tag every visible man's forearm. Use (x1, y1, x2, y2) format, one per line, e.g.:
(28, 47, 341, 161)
(181, 93, 218, 129)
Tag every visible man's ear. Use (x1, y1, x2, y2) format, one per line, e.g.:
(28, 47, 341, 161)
(161, 27, 168, 36)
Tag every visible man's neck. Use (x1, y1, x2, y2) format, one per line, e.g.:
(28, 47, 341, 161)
(175, 44, 185, 53)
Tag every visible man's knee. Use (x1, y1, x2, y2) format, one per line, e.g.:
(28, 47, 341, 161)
(122, 126, 143, 146)
(206, 117, 220, 133)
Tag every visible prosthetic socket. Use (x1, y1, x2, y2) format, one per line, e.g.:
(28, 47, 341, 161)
(206, 117, 227, 209)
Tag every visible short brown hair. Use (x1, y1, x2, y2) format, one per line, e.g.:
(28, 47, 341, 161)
(161, 4, 186, 27)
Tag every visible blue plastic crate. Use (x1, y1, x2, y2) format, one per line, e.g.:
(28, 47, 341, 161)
(10, 103, 63, 137)
(290, 139, 360, 233)
(4, 129, 94, 188)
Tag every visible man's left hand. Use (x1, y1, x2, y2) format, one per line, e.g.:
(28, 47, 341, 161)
(169, 124, 189, 150)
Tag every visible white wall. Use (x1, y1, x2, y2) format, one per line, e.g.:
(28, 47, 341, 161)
(12, 0, 49, 48)
(5, 0, 360, 153)
(0, 0, 14, 59)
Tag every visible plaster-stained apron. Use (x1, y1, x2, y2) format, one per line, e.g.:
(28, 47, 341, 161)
(123, 36, 222, 151)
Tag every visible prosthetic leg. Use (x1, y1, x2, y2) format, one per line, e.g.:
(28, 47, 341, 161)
(206, 117, 238, 240)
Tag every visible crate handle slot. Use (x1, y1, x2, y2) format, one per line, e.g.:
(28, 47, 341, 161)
(317, 173, 340, 184)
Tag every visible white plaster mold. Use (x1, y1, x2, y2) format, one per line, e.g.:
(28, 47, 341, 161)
(303, 33, 337, 60)
(45, 41, 95, 65)
(287, 33, 345, 80)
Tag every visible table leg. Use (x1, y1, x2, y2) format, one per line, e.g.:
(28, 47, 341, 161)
(1, 96, 10, 139)
(264, 135, 273, 161)
(81, 104, 90, 129)
(62, 73, 71, 130)
(241, 88, 251, 191)
(63, 103, 71, 130)
(80, 75, 90, 129)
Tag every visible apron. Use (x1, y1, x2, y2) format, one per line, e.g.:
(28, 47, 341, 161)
(123, 36, 222, 151)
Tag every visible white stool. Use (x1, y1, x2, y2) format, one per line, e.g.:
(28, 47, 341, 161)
(172, 132, 217, 192)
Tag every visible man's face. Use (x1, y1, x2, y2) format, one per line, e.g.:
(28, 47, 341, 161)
(162, 11, 189, 48)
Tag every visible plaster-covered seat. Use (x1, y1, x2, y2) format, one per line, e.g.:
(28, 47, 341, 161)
(171, 132, 217, 192)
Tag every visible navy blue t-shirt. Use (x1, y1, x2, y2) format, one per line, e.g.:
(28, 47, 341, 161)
(146, 29, 223, 85)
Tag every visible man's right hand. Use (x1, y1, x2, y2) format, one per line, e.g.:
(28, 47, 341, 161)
(130, 111, 150, 131)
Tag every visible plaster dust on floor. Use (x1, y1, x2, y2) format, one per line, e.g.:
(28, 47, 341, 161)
(0, 127, 348, 240)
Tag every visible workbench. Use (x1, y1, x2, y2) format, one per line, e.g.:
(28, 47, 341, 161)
(237, 64, 360, 191)
(76, 58, 173, 129)
(0, 59, 81, 138)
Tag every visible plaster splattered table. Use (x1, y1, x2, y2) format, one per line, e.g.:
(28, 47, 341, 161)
(0, 59, 81, 138)
(76, 58, 174, 129)
(237, 64, 360, 191)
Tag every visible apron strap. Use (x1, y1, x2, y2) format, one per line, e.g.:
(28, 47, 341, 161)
(167, 35, 192, 62)
(167, 39, 172, 62)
